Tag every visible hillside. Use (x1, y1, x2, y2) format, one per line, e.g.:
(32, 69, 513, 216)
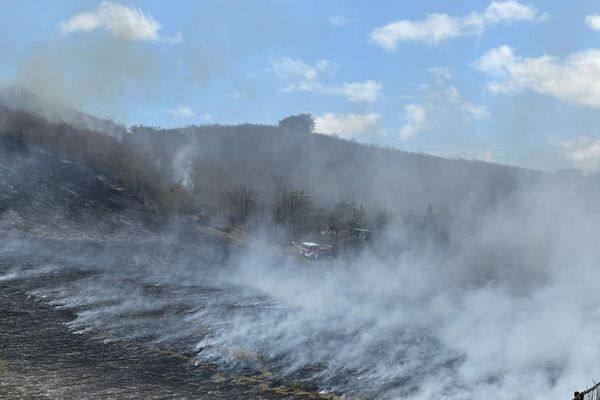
(0, 98, 543, 230)
(130, 123, 537, 213)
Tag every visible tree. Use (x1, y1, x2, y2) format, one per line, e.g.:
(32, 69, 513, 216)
(273, 186, 312, 235)
(227, 184, 254, 224)
(421, 204, 436, 229)
(278, 113, 315, 133)
(420, 203, 448, 244)
(374, 208, 392, 230)
(0, 86, 38, 110)
(329, 200, 365, 234)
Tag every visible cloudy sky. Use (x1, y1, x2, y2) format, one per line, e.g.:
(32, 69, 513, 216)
(2, 0, 600, 171)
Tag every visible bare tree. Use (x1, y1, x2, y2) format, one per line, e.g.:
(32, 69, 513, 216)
(227, 184, 254, 224)
(273, 186, 312, 235)
(329, 200, 365, 231)
(374, 208, 392, 230)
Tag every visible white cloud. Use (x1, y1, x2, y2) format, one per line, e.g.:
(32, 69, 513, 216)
(328, 14, 349, 27)
(397, 73, 489, 141)
(59, 1, 182, 43)
(461, 101, 490, 120)
(167, 105, 195, 118)
(280, 78, 382, 103)
(585, 14, 600, 30)
(200, 112, 212, 121)
(370, 1, 543, 49)
(398, 104, 427, 141)
(483, 0, 541, 23)
(474, 44, 517, 75)
(273, 58, 382, 103)
(162, 32, 183, 44)
(315, 112, 380, 138)
(328, 80, 383, 103)
(476, 46, 600, 108)
(271, 58, 334, 81)
(371, 14, 464, 48)
(441, 85, 490, 120)
(551, 136, 600, 170)
(428, 66, 454, 81)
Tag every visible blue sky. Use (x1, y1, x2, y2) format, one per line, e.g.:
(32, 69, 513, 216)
(2, 1, 600, 171)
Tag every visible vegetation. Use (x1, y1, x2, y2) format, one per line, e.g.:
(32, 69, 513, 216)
(0, 88, 544, 244)
(273, 187, 312, 234)
(278, 113, 315, 133)
(0, 102, 194, 215)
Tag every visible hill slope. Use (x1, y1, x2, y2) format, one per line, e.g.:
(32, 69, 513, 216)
(0, 100, 542, 224)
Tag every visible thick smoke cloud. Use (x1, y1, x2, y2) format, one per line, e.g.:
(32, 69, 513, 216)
(10, 36, 161, 114)
(1, 136, 599, 399)
(201, 177, 600, 399)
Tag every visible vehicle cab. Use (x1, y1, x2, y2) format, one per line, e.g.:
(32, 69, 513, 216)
(300, 242, 333, 259)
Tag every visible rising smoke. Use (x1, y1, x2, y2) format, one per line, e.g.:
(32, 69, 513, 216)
(1, 127, 598, 399)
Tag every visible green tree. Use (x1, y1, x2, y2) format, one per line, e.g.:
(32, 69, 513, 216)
(278, 113, 315, 133)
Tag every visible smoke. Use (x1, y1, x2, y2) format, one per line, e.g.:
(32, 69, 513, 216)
(2, 171, 599, 399)
(171, 140, 197, 190)
(196, 177, 600, 399)
(10, 36, 161, 114)
(1, 106, 600, 399)
(0, 33, 162, 138)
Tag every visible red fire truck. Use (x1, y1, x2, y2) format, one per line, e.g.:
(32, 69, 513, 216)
(300, 242, 334, 259)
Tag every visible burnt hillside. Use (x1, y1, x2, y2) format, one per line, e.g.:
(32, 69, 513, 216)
(0, 99, 540, 222)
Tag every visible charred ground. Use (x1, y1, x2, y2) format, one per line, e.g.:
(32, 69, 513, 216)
(0, 133, 335, 399)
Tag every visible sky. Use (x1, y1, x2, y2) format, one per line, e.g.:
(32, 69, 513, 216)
(1, 0, 600, 171)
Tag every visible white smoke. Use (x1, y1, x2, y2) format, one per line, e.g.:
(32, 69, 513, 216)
(1, 169, 599, 399)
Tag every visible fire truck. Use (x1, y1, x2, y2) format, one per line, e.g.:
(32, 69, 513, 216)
(300, 242, 334, 259)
